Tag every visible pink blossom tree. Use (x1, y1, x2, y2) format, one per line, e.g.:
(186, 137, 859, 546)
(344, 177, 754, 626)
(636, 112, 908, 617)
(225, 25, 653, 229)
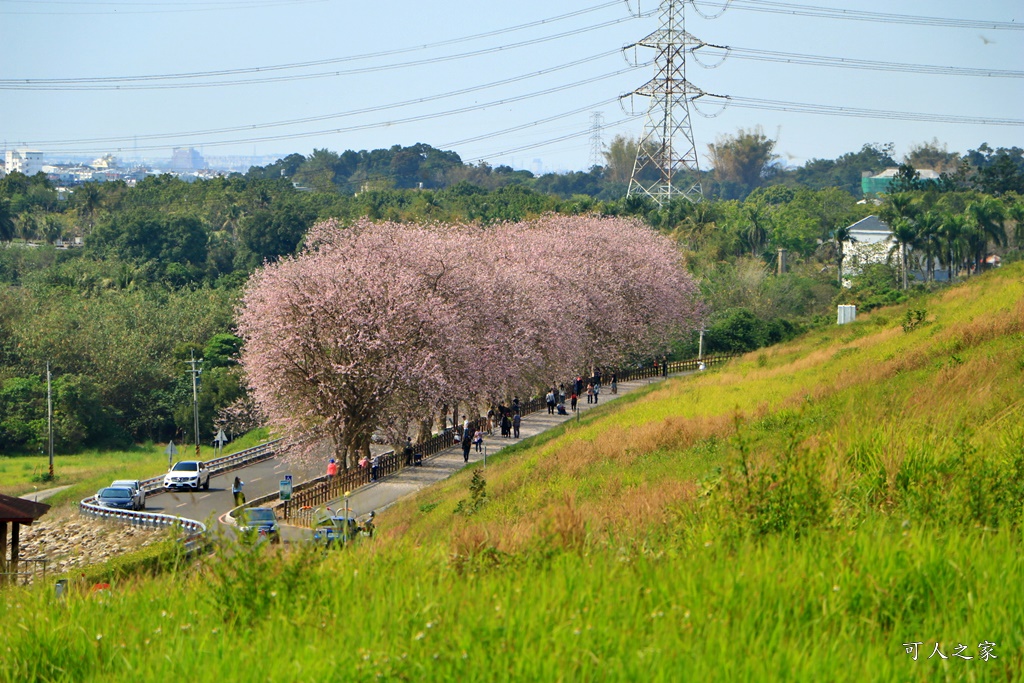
(237, 215, 703, 468)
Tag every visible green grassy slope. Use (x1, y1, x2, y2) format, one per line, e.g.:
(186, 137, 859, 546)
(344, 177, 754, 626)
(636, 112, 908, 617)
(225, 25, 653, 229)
(3, 265, 1023, 682)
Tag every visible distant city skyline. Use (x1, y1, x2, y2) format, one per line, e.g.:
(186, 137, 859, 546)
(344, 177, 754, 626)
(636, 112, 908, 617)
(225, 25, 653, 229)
(2, 1, 1021, 173)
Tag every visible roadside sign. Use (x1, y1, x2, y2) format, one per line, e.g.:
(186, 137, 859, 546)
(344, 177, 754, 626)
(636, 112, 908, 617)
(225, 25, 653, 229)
(285, 474, 292, 483)
(165, 441, 178, 468)
(214, 429, 228, 446)
(279, 479, 293, 501)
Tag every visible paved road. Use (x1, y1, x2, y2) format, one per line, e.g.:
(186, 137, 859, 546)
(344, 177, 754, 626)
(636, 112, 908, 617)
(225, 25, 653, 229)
(143, 456, 322, 527)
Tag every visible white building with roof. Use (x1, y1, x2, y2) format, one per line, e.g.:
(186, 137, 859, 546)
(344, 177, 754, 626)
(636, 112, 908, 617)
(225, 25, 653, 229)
(5, 150, 44, 176)
(841, 215, 896, 286)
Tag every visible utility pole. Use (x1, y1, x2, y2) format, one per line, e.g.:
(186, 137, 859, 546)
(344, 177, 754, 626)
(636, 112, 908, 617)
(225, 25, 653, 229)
(185, 351, 203, 459)
(46, 362, 54, 479)
(622, 0, 723, 206)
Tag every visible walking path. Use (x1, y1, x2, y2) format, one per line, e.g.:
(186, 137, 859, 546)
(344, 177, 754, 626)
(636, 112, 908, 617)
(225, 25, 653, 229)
(281, 373, 681, 540)
(18, 485, 72, 503)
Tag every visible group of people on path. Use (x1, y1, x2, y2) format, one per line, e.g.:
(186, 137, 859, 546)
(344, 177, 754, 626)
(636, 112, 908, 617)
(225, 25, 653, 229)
(316, 369, 624, 488)
(458, 418, 485, 462)
(491, 401, 522, 439)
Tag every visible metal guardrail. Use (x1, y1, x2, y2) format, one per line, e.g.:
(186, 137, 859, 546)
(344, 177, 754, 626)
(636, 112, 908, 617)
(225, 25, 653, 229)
(78, 438, 284, 550)
(77, 501, 208, 552)
(135, 438, 283, 495)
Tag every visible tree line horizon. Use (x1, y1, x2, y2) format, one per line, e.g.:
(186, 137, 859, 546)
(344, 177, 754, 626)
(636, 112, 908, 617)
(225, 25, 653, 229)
(0, 128, 1020, 455)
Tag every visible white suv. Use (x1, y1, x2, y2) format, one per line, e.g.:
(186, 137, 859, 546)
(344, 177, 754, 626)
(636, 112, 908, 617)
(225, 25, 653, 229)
(163, 460, 211, 491)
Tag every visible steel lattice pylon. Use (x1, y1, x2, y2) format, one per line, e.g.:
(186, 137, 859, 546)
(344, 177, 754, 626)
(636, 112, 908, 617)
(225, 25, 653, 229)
(625, 0, 707, 205)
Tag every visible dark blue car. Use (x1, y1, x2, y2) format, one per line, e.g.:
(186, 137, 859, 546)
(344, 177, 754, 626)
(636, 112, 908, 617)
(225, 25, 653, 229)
(238, 507, 281, 544)
(95, 486, 139, 510)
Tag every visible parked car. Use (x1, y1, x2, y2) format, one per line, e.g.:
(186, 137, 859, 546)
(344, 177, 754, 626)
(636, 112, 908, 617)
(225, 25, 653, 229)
(311, 507, 360, 547)
(163, 460, 210, 491)
(237, 507, 281, 544)
(110, 479, 146, 510)
(95, 486, 140, 511)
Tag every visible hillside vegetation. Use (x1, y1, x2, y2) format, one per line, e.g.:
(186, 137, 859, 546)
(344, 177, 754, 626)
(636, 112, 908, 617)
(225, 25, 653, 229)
(4, 264, 1023, 682)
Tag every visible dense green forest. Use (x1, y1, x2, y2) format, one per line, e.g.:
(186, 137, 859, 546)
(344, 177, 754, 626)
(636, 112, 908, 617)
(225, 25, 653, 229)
(0, 133, 1021, 455)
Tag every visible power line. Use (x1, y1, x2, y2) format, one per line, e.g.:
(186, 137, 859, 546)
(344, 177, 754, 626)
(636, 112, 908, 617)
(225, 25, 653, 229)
(0, 2, 628, 88)
(693, 0, 1024, 31)
(34, 68, 635, 154)
(0, 0, 331, 16)
(18, 50, 622, 147)
(714, 46, 1024, 79)
(709, 94, 1024, 127)
(443, 99, 618, 149)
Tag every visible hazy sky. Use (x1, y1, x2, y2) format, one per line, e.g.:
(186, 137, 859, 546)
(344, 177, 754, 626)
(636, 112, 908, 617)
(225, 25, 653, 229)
(1, 0, 1021, 172)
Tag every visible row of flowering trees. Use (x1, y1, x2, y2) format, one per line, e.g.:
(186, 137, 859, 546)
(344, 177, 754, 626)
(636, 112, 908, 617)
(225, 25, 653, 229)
(237, 215, 703, 468)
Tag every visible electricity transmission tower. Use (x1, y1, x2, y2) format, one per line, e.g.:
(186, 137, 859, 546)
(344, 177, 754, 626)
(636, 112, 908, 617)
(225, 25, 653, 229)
(623, 0, 716, 205)
(588, 112, 605, 169)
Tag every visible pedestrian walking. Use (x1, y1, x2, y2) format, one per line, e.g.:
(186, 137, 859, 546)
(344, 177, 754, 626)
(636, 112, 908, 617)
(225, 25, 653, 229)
(593, 383, 600, 404)
(512, 412, 521, 438)
(327, 458, 338, 478)
(570, 392, 578, 412)
(462, 430, 472, 462)
(512, 397, 521, 415)
(501, 413, 512, 438)
(587, 383, 594, 404)
(403, 437, 414, 466)
(611, 373, 618, 395)
(371, 453, 380, 481)
(473, 429, 483, 452)
(546, 389, 555, 414)
(231, 476, 245, 507)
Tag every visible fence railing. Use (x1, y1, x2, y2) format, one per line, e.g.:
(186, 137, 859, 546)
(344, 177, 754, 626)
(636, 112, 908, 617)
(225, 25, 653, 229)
(612, 354, 737, 383)
(0, 557, 50, 586)
(276, 449, 395, 528)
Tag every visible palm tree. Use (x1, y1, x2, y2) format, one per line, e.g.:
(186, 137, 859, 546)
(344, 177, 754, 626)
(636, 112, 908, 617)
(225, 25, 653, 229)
(0, 199, 16, 243)
(880, 192, 918, 225)
(74, 183, 102, 231)
(914, 211, 943, 282)
(938, 213, 968, 279)
(741, 202, 771, 258)
(966, 196, 1006, 274)
(889, 217, 919, 290)
(832, 224, 855, 286)
(1009, 201, 1024, 247)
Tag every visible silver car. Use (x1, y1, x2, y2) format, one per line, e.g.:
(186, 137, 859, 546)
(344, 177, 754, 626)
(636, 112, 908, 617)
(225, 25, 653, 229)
(111, 479, 146, 510)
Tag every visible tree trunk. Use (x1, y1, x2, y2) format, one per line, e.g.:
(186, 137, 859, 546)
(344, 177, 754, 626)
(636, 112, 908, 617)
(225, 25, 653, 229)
(417, 417, 433, 444)
(902, 244, 909, 290)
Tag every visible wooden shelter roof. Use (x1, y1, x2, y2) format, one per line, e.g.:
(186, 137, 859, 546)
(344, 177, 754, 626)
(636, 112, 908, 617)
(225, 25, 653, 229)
(0, 493, 51, 525)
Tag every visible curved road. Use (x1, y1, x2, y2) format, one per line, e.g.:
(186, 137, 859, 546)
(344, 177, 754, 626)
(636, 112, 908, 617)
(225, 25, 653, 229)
(143, 456, 321, 528)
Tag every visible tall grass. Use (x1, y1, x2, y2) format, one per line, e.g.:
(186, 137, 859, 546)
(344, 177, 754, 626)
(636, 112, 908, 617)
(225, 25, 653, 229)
(3, 265, 1023, 681)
